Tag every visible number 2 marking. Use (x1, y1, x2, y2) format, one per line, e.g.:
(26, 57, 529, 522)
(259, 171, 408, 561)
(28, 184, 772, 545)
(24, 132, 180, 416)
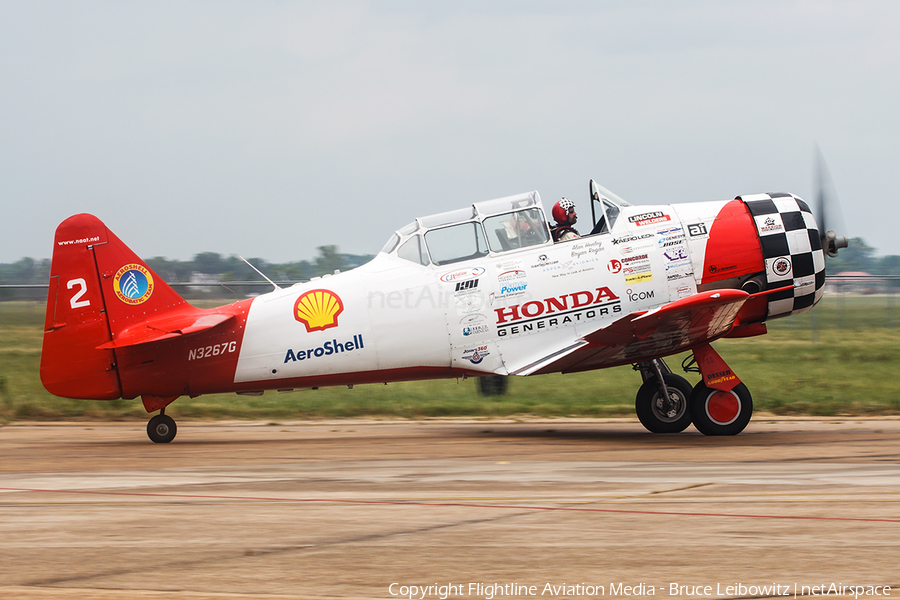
(67, 278, 90, 309)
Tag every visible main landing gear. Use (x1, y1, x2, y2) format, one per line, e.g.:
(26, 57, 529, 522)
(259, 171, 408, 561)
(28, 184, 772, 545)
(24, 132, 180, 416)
(634, 353, 753, 436)
(147, 409, 177, 444)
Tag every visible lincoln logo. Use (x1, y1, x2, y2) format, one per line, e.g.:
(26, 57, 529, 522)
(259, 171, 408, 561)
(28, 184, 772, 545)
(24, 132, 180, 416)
(495, 287, 620, 324)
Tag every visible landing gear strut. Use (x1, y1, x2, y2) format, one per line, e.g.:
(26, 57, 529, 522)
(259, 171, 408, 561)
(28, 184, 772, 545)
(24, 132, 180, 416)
(634, 359, 693, 433)
(147, 409, 177, 443)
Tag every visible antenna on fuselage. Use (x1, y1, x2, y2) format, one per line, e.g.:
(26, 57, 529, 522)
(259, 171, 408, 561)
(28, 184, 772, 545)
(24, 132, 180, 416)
(238, 255, 281, 291)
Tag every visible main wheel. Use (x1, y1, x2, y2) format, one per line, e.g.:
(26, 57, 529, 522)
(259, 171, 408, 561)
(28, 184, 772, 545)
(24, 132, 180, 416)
(689, 382, 752, 436)
(635, 373, 693, 433)
(147, 414, 177, 443)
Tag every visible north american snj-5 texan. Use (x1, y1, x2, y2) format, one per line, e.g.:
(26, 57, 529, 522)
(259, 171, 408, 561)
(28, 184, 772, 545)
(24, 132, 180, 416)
(40, 162, 847, 442)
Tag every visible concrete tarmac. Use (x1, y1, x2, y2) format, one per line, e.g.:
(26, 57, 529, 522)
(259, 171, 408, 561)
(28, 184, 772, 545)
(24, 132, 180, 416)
(1, 418, 899, 600)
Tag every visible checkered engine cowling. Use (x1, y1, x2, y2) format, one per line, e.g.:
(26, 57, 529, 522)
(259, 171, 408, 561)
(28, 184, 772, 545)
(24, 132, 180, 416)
(738, 193, 826, 320)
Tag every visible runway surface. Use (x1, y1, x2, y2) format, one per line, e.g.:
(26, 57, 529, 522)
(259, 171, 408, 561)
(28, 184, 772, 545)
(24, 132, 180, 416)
(1, 418, 899, 599)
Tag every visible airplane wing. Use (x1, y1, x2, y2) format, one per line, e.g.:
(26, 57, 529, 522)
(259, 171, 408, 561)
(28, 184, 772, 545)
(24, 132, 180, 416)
(508, 289, 749, 376)
(97, 312, 234, 349)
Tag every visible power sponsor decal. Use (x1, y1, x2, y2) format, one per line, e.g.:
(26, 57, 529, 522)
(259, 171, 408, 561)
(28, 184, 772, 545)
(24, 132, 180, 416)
(494, 287, 622, 337)
(283, 335, 365, 363)
(440, 267, 485, 283)
(113, 264, 154, 305)
(294, 289, 344, 333)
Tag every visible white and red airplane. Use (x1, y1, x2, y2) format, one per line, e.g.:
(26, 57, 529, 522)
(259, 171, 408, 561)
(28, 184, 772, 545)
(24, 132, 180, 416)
(40, 179, 846, 442)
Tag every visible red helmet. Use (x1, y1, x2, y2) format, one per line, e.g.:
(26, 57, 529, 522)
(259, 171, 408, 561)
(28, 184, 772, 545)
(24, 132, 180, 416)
(552, 198, 575, 223)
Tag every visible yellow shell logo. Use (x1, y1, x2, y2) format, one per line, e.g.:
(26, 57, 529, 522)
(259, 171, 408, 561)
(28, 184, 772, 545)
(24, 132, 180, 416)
(293, 289, 344, 332)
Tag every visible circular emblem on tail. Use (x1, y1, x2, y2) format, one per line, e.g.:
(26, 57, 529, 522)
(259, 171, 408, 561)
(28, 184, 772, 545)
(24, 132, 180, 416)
(113, 264, 154, 305)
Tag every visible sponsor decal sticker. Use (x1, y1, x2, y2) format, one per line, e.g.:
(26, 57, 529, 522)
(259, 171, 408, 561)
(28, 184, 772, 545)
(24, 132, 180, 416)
(626, 288, 655, 302)
(773, 257, 792, 276)
(284, 334, 364, 363)
(629, 211, 672, 227)
(530, 254, 560, 270)
(667, 272, 692, 281)
(113, 263, 154, 305)
(706, 369, 737, 386)
(707, 264, 738, 275)
(440, 267, 485, 283)
(494, 287, 622, 337)
(462, 325, 490, 336)
(294, 289, 344, 332)
(759, 216, 784, 234)
(612, 233, 653, 245)
(664, 248, 689, 262)
(497, 269, 527, 282)
(607, 259, 622, 274)
(455, 279, 479, 292)
(462, 346, 491, 364)
(688, 223, 708, 237)
(625, 272, 653, 284)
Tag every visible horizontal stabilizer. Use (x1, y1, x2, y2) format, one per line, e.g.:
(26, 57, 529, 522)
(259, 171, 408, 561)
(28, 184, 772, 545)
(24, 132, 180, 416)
(97, 312, 234, 349)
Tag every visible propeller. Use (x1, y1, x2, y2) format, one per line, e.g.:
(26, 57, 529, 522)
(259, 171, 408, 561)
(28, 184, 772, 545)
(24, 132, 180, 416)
(813, 146, 849, 258)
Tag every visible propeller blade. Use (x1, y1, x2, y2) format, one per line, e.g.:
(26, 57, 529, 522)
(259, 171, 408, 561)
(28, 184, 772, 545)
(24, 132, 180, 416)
(814, 146, 849, 257)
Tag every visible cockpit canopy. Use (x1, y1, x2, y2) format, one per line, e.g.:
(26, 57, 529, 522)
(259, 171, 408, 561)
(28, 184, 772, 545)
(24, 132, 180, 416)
(381, 192, 551, 266)
(381, 183, 632, 266)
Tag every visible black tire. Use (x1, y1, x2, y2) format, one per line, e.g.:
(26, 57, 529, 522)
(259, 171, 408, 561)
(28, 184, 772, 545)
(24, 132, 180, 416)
(689, 382, 752, 436)
(147, 414, 177, 443)
(478, 375, 509, 397)
(635, 373, 693, 433)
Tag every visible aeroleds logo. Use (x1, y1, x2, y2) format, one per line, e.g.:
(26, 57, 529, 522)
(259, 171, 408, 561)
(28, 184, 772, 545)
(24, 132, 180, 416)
(113, 264, 154, 305)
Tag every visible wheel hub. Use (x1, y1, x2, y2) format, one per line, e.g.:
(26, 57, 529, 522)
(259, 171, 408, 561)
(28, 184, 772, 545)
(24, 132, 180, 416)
(706, 391, 741, 425)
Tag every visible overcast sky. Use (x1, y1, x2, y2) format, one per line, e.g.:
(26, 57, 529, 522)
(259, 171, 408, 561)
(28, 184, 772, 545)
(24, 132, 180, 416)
(2, 1, 898, 264)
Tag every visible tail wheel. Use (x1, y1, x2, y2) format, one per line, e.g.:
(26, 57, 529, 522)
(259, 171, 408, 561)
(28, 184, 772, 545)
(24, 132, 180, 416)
(689, 382, 752, 436)
(635, 373, 693, 433)
(147, 414, 177, 444)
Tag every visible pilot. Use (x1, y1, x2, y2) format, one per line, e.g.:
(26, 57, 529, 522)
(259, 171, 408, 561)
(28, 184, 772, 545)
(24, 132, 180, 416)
(551, 198, 579, 242)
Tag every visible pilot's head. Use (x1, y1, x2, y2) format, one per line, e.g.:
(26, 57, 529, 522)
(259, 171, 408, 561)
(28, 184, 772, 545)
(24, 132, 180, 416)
(552, 198, 577, 225)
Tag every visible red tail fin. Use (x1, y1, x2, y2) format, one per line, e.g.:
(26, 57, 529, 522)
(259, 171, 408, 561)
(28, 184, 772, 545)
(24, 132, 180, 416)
(40, 214, 190, 399)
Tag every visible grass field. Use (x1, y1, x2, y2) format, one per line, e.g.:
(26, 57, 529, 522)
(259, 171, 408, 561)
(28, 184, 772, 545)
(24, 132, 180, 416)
(2, 295, 899, 422)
